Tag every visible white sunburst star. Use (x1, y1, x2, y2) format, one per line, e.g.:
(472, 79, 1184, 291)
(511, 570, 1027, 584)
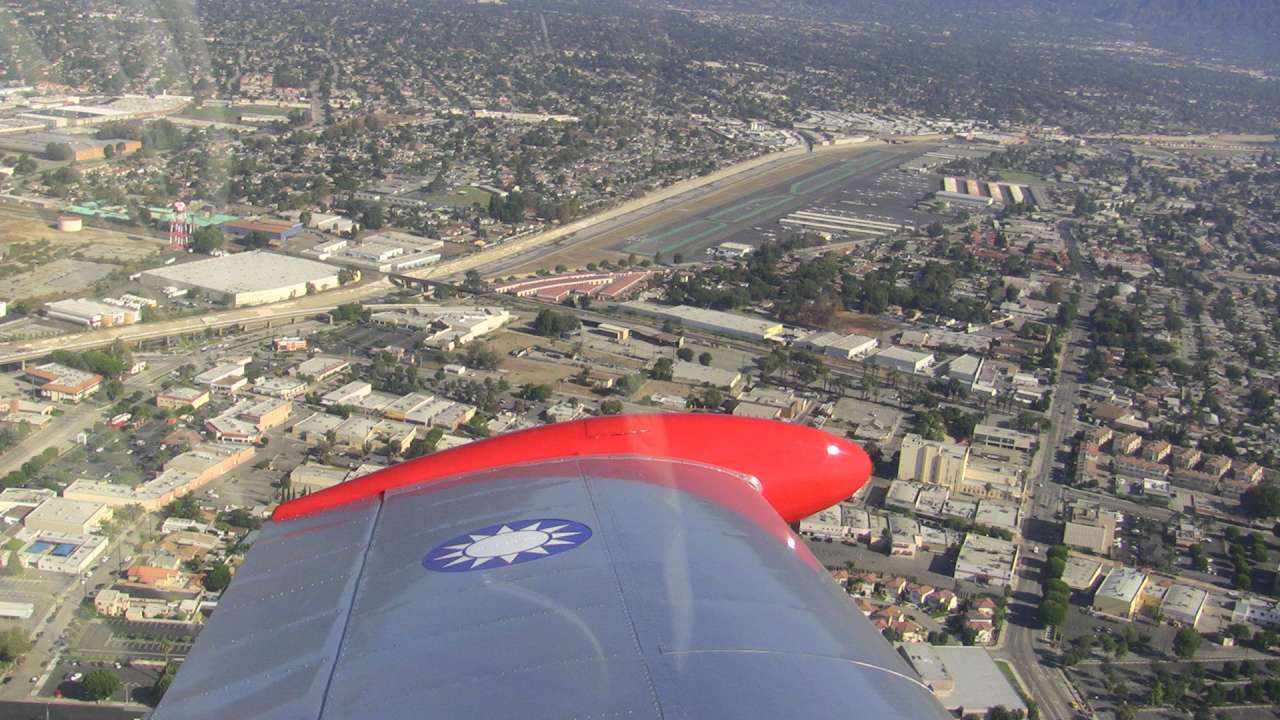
(426, 519, 589, 571)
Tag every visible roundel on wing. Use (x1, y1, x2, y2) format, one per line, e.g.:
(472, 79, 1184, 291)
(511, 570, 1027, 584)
(423, 518, 592, 572)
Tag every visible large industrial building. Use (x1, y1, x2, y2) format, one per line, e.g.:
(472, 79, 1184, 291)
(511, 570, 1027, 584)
(621, 301, 784, 341)
(867, 346, 935, 374)
(795, 330, 879, 360)
(139, 251, 342, 307)
(44, 298, 140, 327)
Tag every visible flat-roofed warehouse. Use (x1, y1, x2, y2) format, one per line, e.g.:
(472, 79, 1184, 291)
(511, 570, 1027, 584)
(139, 251, 341, 307)
(621, 301, 783, 341)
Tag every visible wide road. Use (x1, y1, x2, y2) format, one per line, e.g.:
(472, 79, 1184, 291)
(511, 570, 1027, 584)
(0, 278, 391, 366)
(994, 222, 1098, 720)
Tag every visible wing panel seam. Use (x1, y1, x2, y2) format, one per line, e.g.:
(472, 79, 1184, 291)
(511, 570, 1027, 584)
(315, 494, 385, 720)
(580, 464, 667, 720)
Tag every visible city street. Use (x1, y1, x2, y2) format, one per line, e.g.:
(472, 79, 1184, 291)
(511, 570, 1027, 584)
(993, 227, 1098, 720)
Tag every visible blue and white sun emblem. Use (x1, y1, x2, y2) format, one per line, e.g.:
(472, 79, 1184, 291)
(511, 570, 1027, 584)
(423, 518, 592, 572)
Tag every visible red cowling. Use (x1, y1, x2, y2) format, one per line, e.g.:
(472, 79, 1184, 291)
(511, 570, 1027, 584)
(272, 414, 871, 524)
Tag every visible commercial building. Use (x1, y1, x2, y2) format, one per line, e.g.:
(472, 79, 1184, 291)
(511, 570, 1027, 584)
(139, 251, 341, 307)
(946, 354, 984, 388)
(1062, 556, 1104, 591)
(0, 398, 54, 430)
(899, 644, 1025, 717)
(155, 386, 210, 411)
(44, 298, 140, 327)
(953, 534, 1019, 588)
(206, 397, 292, 443)
(252, 376, 309, 399)
(732, 387, 807, 421)
(23, 497, 112, 535)
(292, 356, 350, 382)
(64, 443, 255, 511)
(1062, 500, 1116, 555)
(867, 347, 934, 374)
(368, 306, 512, 350)
(621, 301, 783, 341)
(273, 337, 308, 353)
(1092, 567, 1149, 618)
(670, 361, 742, 392)
(795, 331, 879, 360)
(897, 434, 968, 490)
(971, 425, 1036, 454)
(220, 217, 303, 244)
(0, 131, 140, 161)
(307, 230, 443, 273)
(831, 399, 903, 445)
(322, 381, 373, 407)
(1161, 584, 1208, 628)
(24, 363, 101, 403)
(289, 462, 384, 495)
(18, 531, 107, 574)
(885, 480, 923, 513)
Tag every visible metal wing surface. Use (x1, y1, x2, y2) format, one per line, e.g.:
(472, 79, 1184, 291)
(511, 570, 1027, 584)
(154, 456, 949, 719)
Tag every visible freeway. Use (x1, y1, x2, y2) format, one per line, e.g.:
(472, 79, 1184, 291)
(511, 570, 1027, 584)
(0, 279, 391, 366)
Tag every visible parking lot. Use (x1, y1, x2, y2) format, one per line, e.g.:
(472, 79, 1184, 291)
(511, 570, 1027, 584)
(0, 574, 75, 636)
(39, 660, 161, 705)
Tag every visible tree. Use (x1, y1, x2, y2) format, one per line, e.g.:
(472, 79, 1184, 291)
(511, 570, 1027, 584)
(676, 347, 694, 361)
(4, 549, 23, 576)
(0, 628, 31, 662)
(45, 142, 74, 161)
(191, 226, 225, 254)
(1040, 598, 1067, 627)
(522, 384, 554, 402)
(651, 358, 674, 381)
(164, 494, 202, 520)
(464, 269, 485, 291)
(1242, 484, 1280, 517)
(532, 309, 580, 337)
(204, 564, 232, 593)
(82, 668, 121, 701)
(1173, 627, 1202, 658)
(600, 399, 623, 415)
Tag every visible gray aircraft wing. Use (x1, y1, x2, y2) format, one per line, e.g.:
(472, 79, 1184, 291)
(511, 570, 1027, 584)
(153, 455, 949, 719)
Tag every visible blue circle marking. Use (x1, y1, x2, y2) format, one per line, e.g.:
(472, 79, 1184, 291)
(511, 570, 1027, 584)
(423, 518, 592, 572)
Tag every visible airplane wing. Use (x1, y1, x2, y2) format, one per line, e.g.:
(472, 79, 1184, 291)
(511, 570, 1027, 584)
(153, 415, 949, 719)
